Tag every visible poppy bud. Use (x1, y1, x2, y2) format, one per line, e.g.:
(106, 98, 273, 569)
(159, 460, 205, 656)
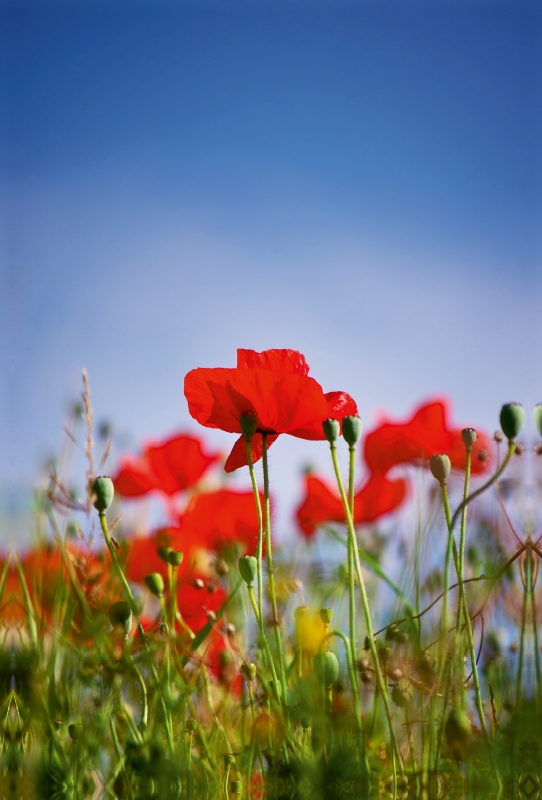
(238, 555, 257, 587)
(322, 418, 340, 444)
(108, 601, 132, 637)
(461, 428, 477, 449)
(167, 550, 184, 567)
(186, 719, 197, 732)
(156, 546, 172, 563)
(319, 608, 333, 625)
(500, 403, 524, 441)
(144, 573, 165, 596)
(224, 753, 236, 767)
(230, 781, 243, 795)
(378, 645, 392, 664)
(445, 707, 472, 761)
(534, 404, 542, 437)
(392, 678, 414, 708)
(342, 415, 362, 445)
(313, 651, 340, 686)
(240, 662, 257, 682)
(429, 454, 451, 484)
(294, 605, 308, 621)
(92, 476, 114, 512)
(240, 412, 258, 439)
(300, 715, 312, 729)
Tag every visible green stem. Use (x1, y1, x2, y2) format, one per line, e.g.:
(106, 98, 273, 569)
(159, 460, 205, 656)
(347, 446, 357, 676)
(247, 585, 280, 699)
(328, 442, 404, 777)
(261, 433, 288, 705)
(456, 447, 472, 707)
(245, 438, 264, 628)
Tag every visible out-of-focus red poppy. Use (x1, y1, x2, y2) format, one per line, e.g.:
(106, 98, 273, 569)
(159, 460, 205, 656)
(296, 473, 409, 537)
(363, 400, 491, 476)
(114, 433, 219, 497)
(177, 578, 226, 635)
(184, 348, 358, 472)
(123, 527, 203, 584)
(180, 489, 265, 555)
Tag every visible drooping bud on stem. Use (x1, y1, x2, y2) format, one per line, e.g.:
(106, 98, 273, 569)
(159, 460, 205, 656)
(500, 403, 524, 441)
(323, 418, 340, 444)
(91, 476, 114, 512)
(342, 415, 362, 446)
(429, 454, 451, 485)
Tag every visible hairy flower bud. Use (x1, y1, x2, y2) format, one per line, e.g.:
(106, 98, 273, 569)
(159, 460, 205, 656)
(461, 428, 477, 449)
(342, 415, 362, 445)
(322, 418, 340, 444)
(534, 404, 542, 437)
(429, 454, 451, 484)
(313, 651, 340, 686)
(238, 555, 257, 586)
(240, 412, 258, 439)
(144, 572, 165, 596)
(500, 403, 524, 441)
(392, 678, 414, 708)
(91, 476, 114, 512)
(108, 601, 132, 637)
(167, 550, 184, 567)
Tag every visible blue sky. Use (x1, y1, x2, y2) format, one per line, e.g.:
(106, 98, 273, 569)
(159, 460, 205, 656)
(1, 0, 540, 540)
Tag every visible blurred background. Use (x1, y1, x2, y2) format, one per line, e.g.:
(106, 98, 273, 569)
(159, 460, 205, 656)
(1, 0, 540, 545)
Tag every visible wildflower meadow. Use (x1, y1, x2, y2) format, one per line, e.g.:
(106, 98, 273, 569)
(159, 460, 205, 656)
(2, 348, 541, 799)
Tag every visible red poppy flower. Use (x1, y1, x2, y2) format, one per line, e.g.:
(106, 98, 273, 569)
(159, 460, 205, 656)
(296, 472, 409, 537)
(180, 489, 265, 555)
(114, 433, 219, 497)
(184, 348, 358, 472)
(177, 578, 226, 635)
(363, 399, 491, 476)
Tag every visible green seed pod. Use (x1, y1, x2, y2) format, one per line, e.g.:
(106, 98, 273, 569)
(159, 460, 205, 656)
(238, 555, 257, 586)
(186, 719, 197, 733)
(108, 601, 132, 637)
(230, 781, 243, 795)
(429, 454, 451, 484)
(240, 662, 257, 682)
(385, 625, 399, 642)
(392, 678, 414, 709)
(240, 412, 258, 439)
(144, 572, 165, 596)
(461, 428, 477, 449)
(295, 605, 308, 621)
(319, 607, 333, 625)
(300, 715, 312, 729)
(167, 550, 184, 567)
(322, 418, 340, 444)
(500, 403, 524, 441)
(91, 476, 114, 512)
(378, 645, 392, 664)
(68, 723, 83, 741)
(342, 415, 362, 445)
(445, 707, 472, 761)
(395, 630, 409, 644)
(313, 651, 340, 686)
(224, 753, 236, 767)
(534, 404, 542, 437)
(156, 546, 173, 563)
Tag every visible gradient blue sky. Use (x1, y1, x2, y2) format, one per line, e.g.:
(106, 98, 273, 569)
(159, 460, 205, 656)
(2, 1, 541, 538)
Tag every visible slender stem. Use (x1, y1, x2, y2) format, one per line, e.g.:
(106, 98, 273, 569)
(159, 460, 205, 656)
(328, 442, 404, 776)
(245, 438, 264, 623)
(347, 446, 357, 672)
(247, 585, 280, 696)
(456, 446, 472, 705)
(261, 433, 288, 704)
